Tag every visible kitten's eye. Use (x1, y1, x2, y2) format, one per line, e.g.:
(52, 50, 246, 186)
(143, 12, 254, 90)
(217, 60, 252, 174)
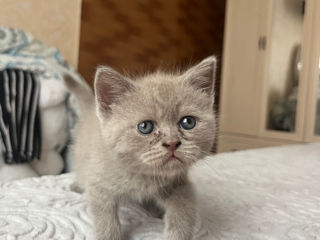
(180, 116, 196, 130)
(137, 120, 154, 134)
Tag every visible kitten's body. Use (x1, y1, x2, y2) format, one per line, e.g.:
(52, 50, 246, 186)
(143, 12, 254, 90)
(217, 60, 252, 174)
(67, 56, 217, 240)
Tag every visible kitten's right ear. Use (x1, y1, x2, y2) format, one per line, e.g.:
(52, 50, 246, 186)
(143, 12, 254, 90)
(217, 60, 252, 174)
(94, 66, 134, 118)
(182, 56, 217, 100)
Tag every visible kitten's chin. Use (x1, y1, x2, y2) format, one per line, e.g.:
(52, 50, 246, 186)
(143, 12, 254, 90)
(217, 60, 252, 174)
(135, 152, 199, 177)
(163, 155, 184, 165)
(157, 153, 195, 175)
(139, 159, 187, 177)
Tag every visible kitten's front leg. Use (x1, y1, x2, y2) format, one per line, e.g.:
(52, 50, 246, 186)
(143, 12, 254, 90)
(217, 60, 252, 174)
(89, 190, 121, 240)
(163, 184, 196, 240)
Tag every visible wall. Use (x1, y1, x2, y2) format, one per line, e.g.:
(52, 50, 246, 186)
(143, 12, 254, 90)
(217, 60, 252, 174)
(78, 0, 225, 90)
(0, 0, 82, 68)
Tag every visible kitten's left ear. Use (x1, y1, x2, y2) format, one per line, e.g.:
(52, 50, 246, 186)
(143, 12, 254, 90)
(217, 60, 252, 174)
(182, 56, 217, 100)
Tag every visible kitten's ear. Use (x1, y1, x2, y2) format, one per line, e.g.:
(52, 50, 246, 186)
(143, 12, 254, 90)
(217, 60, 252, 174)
(94, 66, 134, 118)
(182, 56, 217, 100)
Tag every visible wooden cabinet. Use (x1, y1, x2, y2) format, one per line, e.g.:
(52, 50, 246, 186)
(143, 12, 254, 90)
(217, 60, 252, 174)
(218, 0, 320, 152)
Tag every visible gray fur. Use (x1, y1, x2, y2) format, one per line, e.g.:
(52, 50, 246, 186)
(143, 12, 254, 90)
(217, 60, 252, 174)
(67, 56, 217, 240)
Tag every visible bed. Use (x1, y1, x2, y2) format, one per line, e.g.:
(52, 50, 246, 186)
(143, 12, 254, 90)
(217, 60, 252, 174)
(1, 143, 319, 239)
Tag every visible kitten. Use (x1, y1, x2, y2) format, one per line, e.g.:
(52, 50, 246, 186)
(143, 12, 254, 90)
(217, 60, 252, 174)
(65, 56, 217, 240)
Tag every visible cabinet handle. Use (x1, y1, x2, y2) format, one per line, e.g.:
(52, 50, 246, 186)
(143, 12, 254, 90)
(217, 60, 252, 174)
(258, 36, 267, 50)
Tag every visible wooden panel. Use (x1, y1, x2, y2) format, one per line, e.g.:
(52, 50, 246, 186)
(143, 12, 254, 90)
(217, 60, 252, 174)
(78, 0, 226, 88)
(219, 0, 263, 135)
(0, 0, 82, 68)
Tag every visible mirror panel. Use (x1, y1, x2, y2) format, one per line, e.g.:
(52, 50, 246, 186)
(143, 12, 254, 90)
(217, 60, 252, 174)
(265, 0, 305, 133)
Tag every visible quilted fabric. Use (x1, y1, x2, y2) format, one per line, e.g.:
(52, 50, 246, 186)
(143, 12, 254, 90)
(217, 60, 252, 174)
(0, 143, 320, 239)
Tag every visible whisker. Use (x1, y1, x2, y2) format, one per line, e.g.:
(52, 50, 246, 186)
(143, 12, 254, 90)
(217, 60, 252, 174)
(141, 150, 162, 159)
(142, 153, 163, 164)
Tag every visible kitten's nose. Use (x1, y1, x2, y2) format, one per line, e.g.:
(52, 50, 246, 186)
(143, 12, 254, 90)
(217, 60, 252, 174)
(162, 141, 181, 151)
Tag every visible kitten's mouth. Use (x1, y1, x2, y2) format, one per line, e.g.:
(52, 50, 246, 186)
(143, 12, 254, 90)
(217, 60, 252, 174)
(164, 152, 183, 164)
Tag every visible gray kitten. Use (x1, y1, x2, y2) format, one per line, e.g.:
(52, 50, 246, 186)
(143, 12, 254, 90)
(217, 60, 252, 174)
(65, 56, 217, 240)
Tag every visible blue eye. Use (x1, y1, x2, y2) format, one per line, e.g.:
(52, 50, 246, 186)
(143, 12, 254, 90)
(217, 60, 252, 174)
(137, 120, 154, 134)
(180, 116, 196, 130)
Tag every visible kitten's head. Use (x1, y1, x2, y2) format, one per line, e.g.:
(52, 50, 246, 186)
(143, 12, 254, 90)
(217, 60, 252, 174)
(94, 56, 217, 177)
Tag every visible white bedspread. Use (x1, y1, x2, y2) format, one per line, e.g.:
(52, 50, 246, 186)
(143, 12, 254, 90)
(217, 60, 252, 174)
(1, 143, 320, 240)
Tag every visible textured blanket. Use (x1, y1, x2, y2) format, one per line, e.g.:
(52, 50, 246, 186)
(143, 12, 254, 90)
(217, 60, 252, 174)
(0, 143, 320, 239)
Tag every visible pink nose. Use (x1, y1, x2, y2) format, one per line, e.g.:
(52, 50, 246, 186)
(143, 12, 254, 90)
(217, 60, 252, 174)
(162, 141, 181, 151)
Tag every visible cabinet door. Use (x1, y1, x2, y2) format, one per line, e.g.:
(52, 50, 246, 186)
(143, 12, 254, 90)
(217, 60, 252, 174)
(219, 0, 266, 135)
(258, 0, 314, 141)
(304, 0, 320, 142)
